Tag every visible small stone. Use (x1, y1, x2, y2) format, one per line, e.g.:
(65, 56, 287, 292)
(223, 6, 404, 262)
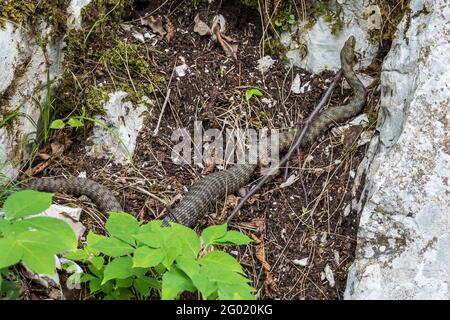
(293, 258, 309, 267)
(291, 74, 302, 94)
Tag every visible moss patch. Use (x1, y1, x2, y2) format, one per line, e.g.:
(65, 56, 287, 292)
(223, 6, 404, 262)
(56, 0, 162, 118)
(0, 0, 70, 35)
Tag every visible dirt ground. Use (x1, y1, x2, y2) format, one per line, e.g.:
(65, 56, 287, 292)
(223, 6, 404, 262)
(19, 0, 387, 300)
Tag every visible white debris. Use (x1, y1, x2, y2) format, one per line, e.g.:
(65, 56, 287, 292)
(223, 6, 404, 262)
(175, 63, 188, 77)
(280, 174, 298, 188)
(293, 258, 309, 267)
(324, 264, 336, 287)
(132, 31, 145, 43)
(257, 56, 276, 73)
(290, 74, 302, 94)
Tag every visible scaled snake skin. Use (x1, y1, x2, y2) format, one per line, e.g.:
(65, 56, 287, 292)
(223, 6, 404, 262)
(27, 36, 366, 228)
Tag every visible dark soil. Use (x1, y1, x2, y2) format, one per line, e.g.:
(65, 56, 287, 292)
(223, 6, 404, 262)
(21, 0, 385, 300)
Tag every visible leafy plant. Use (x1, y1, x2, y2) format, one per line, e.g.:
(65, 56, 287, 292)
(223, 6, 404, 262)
(66, 213, 255, 300)
(245, 88, 263, 102)
(0, 268, 20, 300)
(0, 190, 77, 275)
(274, 13, 296, 31)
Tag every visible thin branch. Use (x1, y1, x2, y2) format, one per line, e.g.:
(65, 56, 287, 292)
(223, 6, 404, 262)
(227, 69, 344, 223)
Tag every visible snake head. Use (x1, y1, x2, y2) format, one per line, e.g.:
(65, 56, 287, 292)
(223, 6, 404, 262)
(341, 35, 356, 66)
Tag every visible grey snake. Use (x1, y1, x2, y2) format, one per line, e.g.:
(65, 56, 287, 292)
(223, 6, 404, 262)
(27, 36, 366, 228)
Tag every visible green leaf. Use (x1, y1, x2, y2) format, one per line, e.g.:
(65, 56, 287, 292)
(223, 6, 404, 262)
(134, 276, 160, 297)
(133, 232, 161, 248)
(201, 223, 227, 247)
(67, 118, 84, 128)
(104, 288, 133, 300)
(175, 255, 200, 278)
(88, 278, 102, 293)
(64, 249, 90, 261)
(106, 213, 140, 245)
(169, 223, 200, 258)
(132, 246, 164, 268)
(91, 237, 134, 257)
(85, 231, 104, 255)
(90, 256, 104, 270)
(16, 217, 77, 251)
(245, 88, 263, 101)
(80, 274, 97, 283)
(161, 267, 196, 300)
(3, 190, 53, 219)
(0, 238, 23, 269)
(102, 257, 135, 284)
(176, 255, 216, 299)
(161, 245, 180, 269)
(191, 272, 217, 299)
(15, 230, 75, 275)
(212, 230, 252, 246)
(50, 119, 66, 129)
(116, 278, 133, 288)
(217, 282, 256, 300)
(21, 246, 56, 275)
(199, 250, 244, 275)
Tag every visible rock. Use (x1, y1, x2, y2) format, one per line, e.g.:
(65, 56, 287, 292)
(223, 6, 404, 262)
(0, 21, 64, 182)
(290, 74, 302, 94)
(285, 0, 380, 73)
(67, 0, 92, 30)
(257, 56, 276, 73)
(0, 1, 91, 183)
(345, 0, 450, 300)
(86, 91, 151, 164)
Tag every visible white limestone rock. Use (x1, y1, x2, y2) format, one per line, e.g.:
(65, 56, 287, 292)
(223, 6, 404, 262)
(0, 21, 64, 182)
(0, 1, 92, 183)
(86, 91, 151, 164)
(345, 0, 450, 300)
(285, 0, 380, 73)
(67, 0, 92, 30)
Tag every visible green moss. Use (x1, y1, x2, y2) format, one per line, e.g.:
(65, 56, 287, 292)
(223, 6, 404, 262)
(0, 0, 70, 35)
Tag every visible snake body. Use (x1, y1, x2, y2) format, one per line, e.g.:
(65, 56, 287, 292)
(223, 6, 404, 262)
(27, 36, 366, 227)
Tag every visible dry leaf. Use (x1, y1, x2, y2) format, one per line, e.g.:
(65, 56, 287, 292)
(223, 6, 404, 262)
(213, 25, 238, 59)
(50, 141, 65, 157)
(29, 161, 50, 175)
(38, 152, 51, 161)
(240, 218, 265, 233)
(251, 233, 277, 293)
(225, 194, 240, 209)
(141, 16, 166, 36)
(193, 14, 211, 36)
(164, 15, 174, 42)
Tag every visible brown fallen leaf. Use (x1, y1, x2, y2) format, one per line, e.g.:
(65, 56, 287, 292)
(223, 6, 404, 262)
(193, 13, 211, 36)
(141, 16, 166, 36)
(50, 141, 66, 157)
(225, 194, 240, 210)
(212, 25, 238, 60)
(38, 151, 51, 161)
(29, 160, 50, 176)
(250, 233, 277, 294)
(164, 15, 174, 42)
